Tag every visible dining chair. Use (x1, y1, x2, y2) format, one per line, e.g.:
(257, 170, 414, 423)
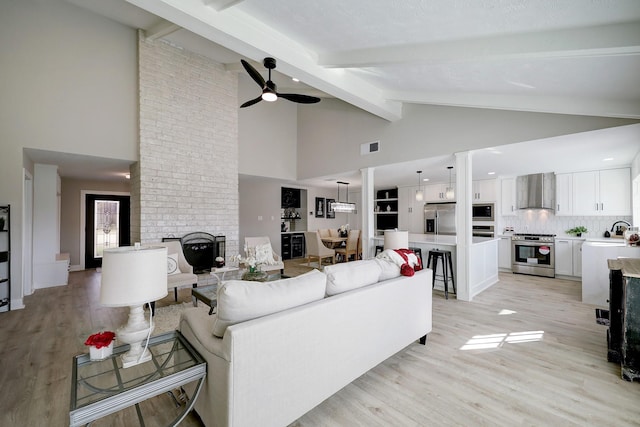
(304, 231, 335, 267)
(335, 229, 361, 262)
(157, 240, 198, 301)
(329, 228, 340, 238)
(318, 229, 331, 239)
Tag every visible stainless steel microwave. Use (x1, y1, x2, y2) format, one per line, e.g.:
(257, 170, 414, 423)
(472, 203, 494, 221)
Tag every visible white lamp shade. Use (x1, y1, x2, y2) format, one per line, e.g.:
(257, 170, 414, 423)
(100, 246, 168, 307)
(384, 230, 409, 250)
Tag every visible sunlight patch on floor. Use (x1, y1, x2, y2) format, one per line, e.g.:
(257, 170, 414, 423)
(460, 331, 544, 350)
(498, 309, 517, 315)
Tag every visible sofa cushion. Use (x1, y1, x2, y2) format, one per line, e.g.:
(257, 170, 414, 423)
(212, 269, 327, 337)
(167, 253, 179, 275)
(323, 260, 382, 296)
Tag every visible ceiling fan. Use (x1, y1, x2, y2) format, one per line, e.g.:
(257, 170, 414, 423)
(240, 57, 321, 108)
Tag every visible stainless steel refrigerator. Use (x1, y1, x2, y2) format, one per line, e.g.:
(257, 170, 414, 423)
(424, 202, 456, 235)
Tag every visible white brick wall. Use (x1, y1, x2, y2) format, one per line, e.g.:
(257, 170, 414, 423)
(135, 32, 239, 259)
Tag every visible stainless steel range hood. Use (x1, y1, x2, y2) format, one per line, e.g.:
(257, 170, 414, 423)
(516, 173, 555, 210)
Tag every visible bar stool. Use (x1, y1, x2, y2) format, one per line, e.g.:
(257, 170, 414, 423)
(409, 247, 423, 267)
(427, 249, 455, 299)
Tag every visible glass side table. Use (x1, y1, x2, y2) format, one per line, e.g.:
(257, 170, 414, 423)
(70, 331, 206, 427)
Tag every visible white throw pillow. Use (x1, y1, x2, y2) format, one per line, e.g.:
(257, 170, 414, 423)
(167, 253, 180, 275)
(375, 258, 401, 281)
(255, 243, 277, 265)
(212, 269, 327, 337)
(323, 259, 382, 296)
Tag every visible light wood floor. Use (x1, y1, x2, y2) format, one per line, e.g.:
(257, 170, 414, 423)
(1, 262, 638, 426)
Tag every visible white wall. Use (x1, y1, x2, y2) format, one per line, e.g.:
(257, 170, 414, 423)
(238, 74, 298, 181)
(0, 0, 138, 305)
(239, 175, 284, 255)
(297, 100, 639, 181)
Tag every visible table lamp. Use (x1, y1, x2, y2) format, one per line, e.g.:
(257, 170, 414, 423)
(384, 230, 409, 250)
(100, 245, 168, 368)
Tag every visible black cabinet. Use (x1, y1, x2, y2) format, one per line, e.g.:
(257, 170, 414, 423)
(281, 187, 301, 208)
(281, 233, 305, 260)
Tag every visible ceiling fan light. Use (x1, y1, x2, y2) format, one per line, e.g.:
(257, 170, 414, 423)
(262, 90, 277, 102)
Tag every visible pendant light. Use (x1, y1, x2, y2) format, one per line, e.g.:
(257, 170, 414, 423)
(331, 181, 357, 213)
(415, 171, 424, 201)
(445, 166, 455, 200)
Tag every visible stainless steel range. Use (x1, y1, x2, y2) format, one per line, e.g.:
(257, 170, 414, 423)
(511, 233, 556, 278)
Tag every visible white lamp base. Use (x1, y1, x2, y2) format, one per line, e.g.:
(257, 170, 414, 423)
(117, 304, 155, 368)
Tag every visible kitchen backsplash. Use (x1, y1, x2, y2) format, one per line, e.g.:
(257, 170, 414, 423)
(498, 211, 633, 238)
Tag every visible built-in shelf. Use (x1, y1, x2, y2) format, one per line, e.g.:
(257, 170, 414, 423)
(0, 205, 10, 313)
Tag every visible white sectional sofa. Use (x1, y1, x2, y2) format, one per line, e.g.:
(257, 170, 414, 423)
(179, 259, 433, 427)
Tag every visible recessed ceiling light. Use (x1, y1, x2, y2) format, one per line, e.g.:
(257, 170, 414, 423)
(292, 77, 300, 82)
(423, 178, 429, 182)
(603, 157, 613, 161)
(488, 172, 496, 175)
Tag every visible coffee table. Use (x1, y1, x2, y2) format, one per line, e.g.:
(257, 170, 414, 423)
(70, 331, 206, 427)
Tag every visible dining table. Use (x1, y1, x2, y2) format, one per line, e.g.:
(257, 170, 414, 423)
(321, 236, 347, 249)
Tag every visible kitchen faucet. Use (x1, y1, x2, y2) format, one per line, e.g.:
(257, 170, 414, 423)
(610, 220, 632, 235)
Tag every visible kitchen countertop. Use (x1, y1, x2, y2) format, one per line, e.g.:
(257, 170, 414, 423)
(373, 233, 498, 246)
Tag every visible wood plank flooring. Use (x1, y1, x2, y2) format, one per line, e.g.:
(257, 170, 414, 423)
(0, 262, 638, 426)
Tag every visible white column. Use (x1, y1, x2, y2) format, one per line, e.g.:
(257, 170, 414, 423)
(455, 152, 472, 301)
(360, 167, 375, 259)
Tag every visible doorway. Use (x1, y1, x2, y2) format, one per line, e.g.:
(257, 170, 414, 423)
(84, 194, 130, 269)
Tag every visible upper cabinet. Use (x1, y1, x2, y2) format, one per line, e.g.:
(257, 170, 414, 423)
(555, 173, 573, 216)
(572, 168, 631, 216)
(472, 179, 497, 202)
(423, 183, 450, 202)
(500, 178, 516, 216)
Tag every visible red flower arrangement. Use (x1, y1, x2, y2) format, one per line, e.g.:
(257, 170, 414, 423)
(84, 331, 115, 349)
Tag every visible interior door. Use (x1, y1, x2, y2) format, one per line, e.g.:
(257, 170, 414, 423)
(85, 194, 130, 269)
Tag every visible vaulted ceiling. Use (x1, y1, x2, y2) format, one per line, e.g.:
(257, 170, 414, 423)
(71, 0, 640, 122)
(61, 0, 640, 186)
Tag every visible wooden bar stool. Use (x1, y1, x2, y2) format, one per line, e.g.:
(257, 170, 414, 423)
(427, 249, 455, 299)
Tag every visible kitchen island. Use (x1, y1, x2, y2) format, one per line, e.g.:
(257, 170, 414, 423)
(373, 233, 499, 299)
(582, 239, 640, 306)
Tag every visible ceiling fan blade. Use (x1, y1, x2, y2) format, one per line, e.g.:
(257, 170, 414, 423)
(278, 93, 321, 104)
(240, 59, 265, 88)
(240, 95, 263, 108)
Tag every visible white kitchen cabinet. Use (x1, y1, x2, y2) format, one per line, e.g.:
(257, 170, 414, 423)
(423, 183, 451, 202)
(472, 179, 496, 202)
(555, 238, 573, 276)
(572, 240, 583, 278)
(498, 235, 512, 270)
(555, 173, 573, 216)
(572, 168, 631, 216)
(500, 178, 516, 216)
(555, 238, 584, 277)
(398, 186, 425, 233)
